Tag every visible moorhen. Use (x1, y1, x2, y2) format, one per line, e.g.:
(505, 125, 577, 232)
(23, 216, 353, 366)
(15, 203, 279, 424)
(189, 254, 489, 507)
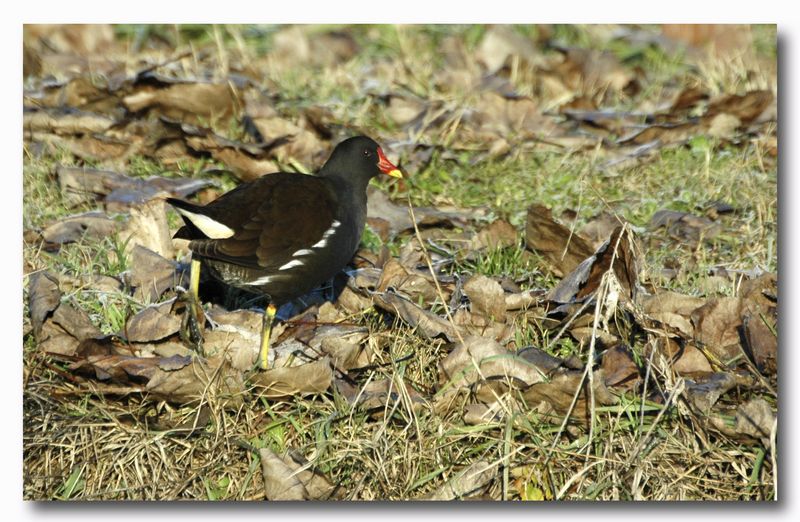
(167, 136, 402, 369)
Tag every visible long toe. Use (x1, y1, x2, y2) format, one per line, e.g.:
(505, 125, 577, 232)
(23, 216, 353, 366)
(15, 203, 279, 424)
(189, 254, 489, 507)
(175, 287, 206, 355)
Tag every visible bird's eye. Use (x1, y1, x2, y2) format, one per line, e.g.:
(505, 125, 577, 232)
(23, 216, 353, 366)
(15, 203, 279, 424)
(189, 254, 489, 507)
(363, 149, 371, 157)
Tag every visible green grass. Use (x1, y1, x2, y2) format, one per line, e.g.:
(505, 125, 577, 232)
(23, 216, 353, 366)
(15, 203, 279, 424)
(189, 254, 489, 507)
(23, 24, 776, 501)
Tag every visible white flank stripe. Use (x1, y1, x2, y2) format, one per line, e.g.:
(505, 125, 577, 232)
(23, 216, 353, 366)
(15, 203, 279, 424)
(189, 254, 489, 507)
(312, 238, 327, 248)
(331, 220, 341, 228)
(176, 208, 234, 239)
(246, 275, 275, 285)
(292, 248, 314, 256)
(279, 259, 304, 270)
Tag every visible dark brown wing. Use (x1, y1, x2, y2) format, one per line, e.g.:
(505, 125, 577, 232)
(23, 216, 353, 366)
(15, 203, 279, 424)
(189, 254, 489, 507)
(188, 175, 337, 270)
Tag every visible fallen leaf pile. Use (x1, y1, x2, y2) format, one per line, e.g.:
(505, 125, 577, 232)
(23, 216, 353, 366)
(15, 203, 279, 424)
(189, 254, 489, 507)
(23, 24, 776, 500)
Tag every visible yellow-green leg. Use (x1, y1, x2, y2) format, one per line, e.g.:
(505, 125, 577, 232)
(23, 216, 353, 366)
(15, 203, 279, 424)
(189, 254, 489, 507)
(259, 303, 277, 370)
(180, 258, 205, 354)
(190, 258, 201, 302)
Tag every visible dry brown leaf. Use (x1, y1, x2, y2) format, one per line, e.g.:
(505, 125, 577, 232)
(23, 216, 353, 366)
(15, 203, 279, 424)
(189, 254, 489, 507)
(654, 338, 713, 375)
(375, 258, 438, 304)
(366, 187, 474, 240)
(25, 24, 115, 56)
(373, 291, 462, 342)
(123, 81, 235, 122)
(578, 212, 624, 250)
(251, 357, 333, 399)
(600, 345, 640, 390)
(71, 352, 244, 405)
(691, 297, 743, 362)
(259, 447, 337, 501)
(308, 326, 371, 370)
(546, 46, 637, 96)
(120, 199, 173, 259)
(476, 25, 543, 73)
(24, 107, 114, 135)
(422, 460, 495, 500)
(56, 273, 122, 294)
(504, 290, 542, 311)
(684, 372, 738, 412)
(56, 165, 211, 209)
(642, 291, 705, 338)
(28, 271, 62, 338)
(650, 209, 721, 241)
(734, 398, 775, 447)
(523, 368, 616, 423)
(335, 377, 427, 415)
(667, 85, 709, 113)
(525, 204, 594, 278)
(41, 211, 119, 247)
(548, 225, 640, 304)
(741, 312, 777, 376)
(246, 115, 327, 170)
(463, 275, 506, 320)
(470, 91, 553, 136)
(125, 245, 185, 302)
(438, 337, 548, 404)
(469, 219, 518, 251)
(705, 90, 774, 126)
(124, 299, 181, 343)
(451, 309, 513, 343)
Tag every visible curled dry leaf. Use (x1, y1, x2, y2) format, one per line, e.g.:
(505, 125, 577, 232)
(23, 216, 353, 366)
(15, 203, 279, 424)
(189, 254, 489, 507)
(28, 271, 63, 338)
(578, 212, 624, 250)
(469, 219, 518, 251)
(245, 115, 327, 170)
(123, 81, 236, 122)
(546, 46, 638, 96)
(438, 336, 548, 413)
(504, 289, 542, 311)
(251, 357, 333, 399)
(476, 25, 543, 74)
(548, 225, 640, 305)
(650, 209, 721, 241)
(600, 345, 640, 390)
(422, 460, 495, 500)
(124, 245, 186, 302)
(71, 353, 245, 406)
(741, 312, 777, 375)
(335, 377, 427, 416)
(123, 299, 181, 343)
(56, 165, 211, 209)
(55, 272, 122, 294)
(366, 187, 475, 240)
(734, 398, 776, 448)
(259, 447, 337, 501)
(705, 90, 774, 126)
(523, 367, 616, 423)
(24, 107, 114, 135)
(642, 291, 705, 338)
(28, 272, 104, 357)
(41, 211, 119, 247)
(653, 338, 713, 375)
(308, 326, 371, 370)
(120, 198, 173, 259)
(463, 275, 506, 320)
(376, 258, 439, 305)
(451, 309, 513, 343)
(525, 204, 594, 278)
(690, 297, 743, 362)
(684, 372, 742, 413)
(373, 291, 462, 342)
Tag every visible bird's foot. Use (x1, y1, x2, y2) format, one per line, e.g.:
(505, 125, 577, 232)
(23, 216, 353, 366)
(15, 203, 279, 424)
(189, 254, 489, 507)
(174, 287, 206, 356)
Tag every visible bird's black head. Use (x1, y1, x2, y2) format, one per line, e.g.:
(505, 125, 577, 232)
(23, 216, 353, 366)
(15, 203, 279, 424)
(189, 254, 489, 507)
(320, 136, 402, 182)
